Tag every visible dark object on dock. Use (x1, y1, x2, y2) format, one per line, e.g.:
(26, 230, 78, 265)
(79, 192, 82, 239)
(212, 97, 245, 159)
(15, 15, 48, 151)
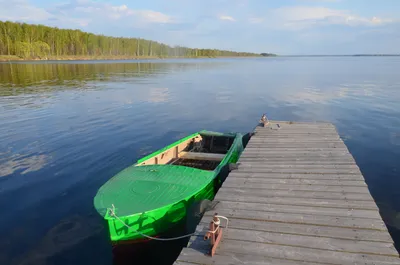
(174, 118, 400, 265)
(259, 113, 269, 127)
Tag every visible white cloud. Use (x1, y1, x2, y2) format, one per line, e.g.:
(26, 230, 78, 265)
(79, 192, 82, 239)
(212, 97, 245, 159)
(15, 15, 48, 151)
(0, 0, 53, 22)
(268, 6, 395, 30)
(219, 15, 235, 22)
(73, 2, 174, 24)
(129, 10, 173, 24)
(248, 17, 264, 24)
(0, 0, 174, 29)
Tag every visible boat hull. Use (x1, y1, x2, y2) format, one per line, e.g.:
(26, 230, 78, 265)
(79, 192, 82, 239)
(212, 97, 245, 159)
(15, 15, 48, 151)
(96, 131, 244, 244)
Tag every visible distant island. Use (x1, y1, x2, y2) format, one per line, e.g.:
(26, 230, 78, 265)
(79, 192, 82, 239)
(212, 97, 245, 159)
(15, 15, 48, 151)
(0, 21, 276, 61)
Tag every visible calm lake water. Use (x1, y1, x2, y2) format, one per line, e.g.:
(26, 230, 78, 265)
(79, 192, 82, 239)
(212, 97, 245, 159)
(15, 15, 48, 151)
(0, 57, 399, 264)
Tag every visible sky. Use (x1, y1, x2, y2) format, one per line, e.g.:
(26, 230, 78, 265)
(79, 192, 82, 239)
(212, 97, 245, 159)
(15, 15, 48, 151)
(1, 0, 400, 55)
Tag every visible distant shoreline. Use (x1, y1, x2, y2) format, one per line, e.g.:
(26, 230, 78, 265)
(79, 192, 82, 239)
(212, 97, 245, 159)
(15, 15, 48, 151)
(282, 54, 400, 57)
(2, 54, 397, 62)
(0, 55, 270, 62)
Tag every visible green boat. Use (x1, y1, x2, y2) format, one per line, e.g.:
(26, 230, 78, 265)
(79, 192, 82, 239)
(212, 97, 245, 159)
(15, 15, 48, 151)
(94, 130, 244, 244)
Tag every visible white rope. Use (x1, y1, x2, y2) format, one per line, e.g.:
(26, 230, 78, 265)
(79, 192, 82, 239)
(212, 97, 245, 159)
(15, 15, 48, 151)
(208, 215, 229, 234)
(107, 206, 229, 242)
(208, 226, 219, 234)
(215, 215, 229, 232)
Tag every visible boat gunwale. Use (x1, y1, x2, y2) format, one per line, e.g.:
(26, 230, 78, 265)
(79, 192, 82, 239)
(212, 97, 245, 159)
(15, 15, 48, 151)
(136, 132, 201, 164)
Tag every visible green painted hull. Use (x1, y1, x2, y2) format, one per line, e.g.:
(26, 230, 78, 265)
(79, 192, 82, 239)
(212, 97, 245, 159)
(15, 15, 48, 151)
(94, 131, 244, 243)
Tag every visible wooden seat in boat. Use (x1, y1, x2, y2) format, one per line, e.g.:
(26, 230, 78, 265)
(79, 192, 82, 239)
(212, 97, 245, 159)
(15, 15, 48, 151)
(178, 152, 225, 161)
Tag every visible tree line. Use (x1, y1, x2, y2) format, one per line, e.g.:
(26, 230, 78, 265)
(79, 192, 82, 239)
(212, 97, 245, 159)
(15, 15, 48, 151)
(0, 21, 263, 59)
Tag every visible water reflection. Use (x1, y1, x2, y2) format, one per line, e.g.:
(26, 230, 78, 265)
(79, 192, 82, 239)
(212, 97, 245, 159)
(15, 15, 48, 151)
(0, 61, 226, 96)
(0, 153, 47, 177)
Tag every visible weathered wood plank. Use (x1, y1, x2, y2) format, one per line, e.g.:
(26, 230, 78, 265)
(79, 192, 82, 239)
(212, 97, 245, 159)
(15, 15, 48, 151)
(242, 151, 350, 155)
(257, 125, 335, 129)
(203, 209, 386, 230)
(249, 139, 344, 141)
(199, 218, 393, 242)
(222, 182, 369, 193)
(179, 151, 225, 161)
(228, 169, 364, 177)
(246, 144, 347, 149)
(237, 159, 357, 165)
(217, 239, 400, 265)
(225, 177, 367, 186)
(254, 132, 339, 135)
(241, 153, 351, 158)
(238, 157, 355, 161)
(227, 172, 365, 180)
(254, 134, 341, 137)
(249, 138, 342, 141)
(220, 187, 374, 201)
(176, 248, 322, 265)
(221, 228, 397, 255)
(246, 144, 346, 148)
(210, 201, 381, 219)
(250, 138, 342, 141)
(235, 168, 362, 174)
(253, 129, 339, 133)
(268, 120, 333, 124)
(244, 148, 349, 153)
(215, 191, 378, 210)
(237, 164, 359, 169)
(253, 130, 339, 133)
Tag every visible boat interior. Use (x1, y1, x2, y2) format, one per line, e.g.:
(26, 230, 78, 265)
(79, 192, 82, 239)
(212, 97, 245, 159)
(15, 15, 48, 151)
(136, 134, 235, 171)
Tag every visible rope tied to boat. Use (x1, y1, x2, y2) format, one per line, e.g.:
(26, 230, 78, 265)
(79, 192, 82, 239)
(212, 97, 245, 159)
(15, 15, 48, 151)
(207, 215, 229, 234)
(107, 206, 229, 242)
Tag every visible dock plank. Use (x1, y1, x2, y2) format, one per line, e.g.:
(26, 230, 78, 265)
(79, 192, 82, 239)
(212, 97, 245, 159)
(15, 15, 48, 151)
(174, 121, 399, 265)
(219, 187, 374, 200)
(222, 182, 369, 193)
(227, 172, 365, 180)
(225, 177, 367, 186)
(215, 191, 379, 210)
(221, 228, 397, 255)
(199, 218, 393, 242)
(207, 201, 381, 219)
(202, 208, 387, 230)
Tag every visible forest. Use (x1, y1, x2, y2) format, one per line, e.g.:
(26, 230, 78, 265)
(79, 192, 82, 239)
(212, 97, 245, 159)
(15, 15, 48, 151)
(0, 21, 265, 59)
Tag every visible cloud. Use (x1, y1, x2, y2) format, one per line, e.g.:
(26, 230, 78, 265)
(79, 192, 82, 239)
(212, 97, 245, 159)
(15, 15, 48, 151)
(267, 6, 395, 30)
(248, 17, 264, 24)
(0, 0, 399, 54)
(0, 0, 53, 22)
(0, 0, 174, 30)
(219, 15, 235, 22)
(131, 10, 173, 24)
(68, 1, 174, 24)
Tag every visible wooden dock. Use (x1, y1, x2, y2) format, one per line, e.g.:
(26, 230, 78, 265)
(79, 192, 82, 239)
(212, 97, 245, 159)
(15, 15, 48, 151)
(175, 121, 400, 265)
